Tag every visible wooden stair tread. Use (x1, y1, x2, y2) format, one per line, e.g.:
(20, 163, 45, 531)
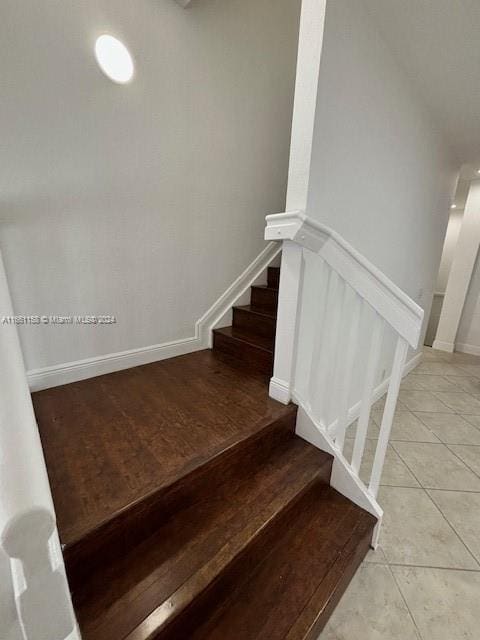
(189, 487, 376, 640)
(34, 350, 288, 548)
(74, 438, 333, 640)
(233, 304, 276, 319)
(213, 326, 274, 352)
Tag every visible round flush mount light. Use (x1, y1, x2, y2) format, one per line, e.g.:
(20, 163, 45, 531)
(451, 204, 457, 209)
(95, 35, 134, 84)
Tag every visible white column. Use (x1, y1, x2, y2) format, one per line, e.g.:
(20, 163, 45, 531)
(434, 180, 480, 352)
(285, 0, 327, 212)
(0, 252, 78, 640)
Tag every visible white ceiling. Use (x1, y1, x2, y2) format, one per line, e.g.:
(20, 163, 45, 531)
(363, 0, 480, 166)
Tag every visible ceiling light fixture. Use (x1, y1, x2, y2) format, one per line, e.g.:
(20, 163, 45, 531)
(451, 204, 457, 209)
(95, 35, 134, 84)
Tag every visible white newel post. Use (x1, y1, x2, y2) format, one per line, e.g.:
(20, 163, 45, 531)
(269, 240, 303, 404)
(0, 252, 78, 640)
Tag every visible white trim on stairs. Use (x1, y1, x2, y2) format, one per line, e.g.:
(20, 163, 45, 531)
(27, 337, 204, 391)
(27, 242, 281, 391)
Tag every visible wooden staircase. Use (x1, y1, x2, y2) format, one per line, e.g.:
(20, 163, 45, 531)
(212, 266, 279, 375)
(33, 265, 376, 640)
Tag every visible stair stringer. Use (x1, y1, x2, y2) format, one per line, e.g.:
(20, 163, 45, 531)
(195, 241, 281, 347)
(295, 404, 383, 548)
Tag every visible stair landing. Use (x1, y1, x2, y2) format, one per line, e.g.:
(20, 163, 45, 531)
(33, 349, 293, 548)
(33, 343, 376, 639)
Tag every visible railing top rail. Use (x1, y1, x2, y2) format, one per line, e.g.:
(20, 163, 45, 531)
(265, 210, 424, 348)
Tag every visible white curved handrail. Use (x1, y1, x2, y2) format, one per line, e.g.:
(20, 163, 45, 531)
(265, 210, 424, 348)
(266, 211, 424, 547)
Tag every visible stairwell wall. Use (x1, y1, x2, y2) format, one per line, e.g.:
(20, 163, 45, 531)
(0, 0, 300, 378)
(299, 0, 458, 401)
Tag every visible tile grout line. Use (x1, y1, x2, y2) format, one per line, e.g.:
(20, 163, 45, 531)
(387, 445, 480, 569)
(387, 560, 480, 573)
(386, 563, 425, 640)
(426, 488, 480, 569)
(445, 442, 480, 482)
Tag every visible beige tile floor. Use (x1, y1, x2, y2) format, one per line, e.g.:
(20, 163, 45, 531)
(320, 346, 480, 640)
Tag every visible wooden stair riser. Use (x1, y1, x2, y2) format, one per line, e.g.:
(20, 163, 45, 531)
(250, 286, 278, 313)
(139, 475, 334, 640)
(285, 520, 373, 640)
(232, 307, 276, 340)
(65, 410, 297, 593)
(188, 489, 375, 640)
(267, 266, 280, 289)
(212, 330, 273, 375)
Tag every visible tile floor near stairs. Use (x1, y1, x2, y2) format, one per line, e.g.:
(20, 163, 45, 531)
(320, 346, 480, 640)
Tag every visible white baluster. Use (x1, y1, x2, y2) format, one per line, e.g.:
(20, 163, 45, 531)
(351, 313, 384, 474)
(305, 260, 331, 409)
(269, 240, 304, 404)
(369, 337, 409, 497)
(335, 291, 362, 451)
(309, 270, 341, 425)
(293, 253, 328, 403)
(323, 277, 347, 430)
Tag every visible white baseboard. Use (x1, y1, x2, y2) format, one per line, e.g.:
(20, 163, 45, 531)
(28, 242, 281, 391)
(269, 377, 291, 404)
(432, 339, 455, 352)
(456, 342, 480, 357)
(27, 336, 204, 391)
(195, 242, 281, 347)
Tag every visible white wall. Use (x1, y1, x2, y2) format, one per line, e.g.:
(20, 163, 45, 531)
(306, 0, 457, 347)
(291, 0, 458, 413)
(0, 0, 300, 372)
(456, 250, 480, 354)
(434, 179, 480, 353)
(436, 209, 464, 293)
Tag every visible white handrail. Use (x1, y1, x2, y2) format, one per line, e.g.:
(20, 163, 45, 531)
(0, 252, 78, 640)
(267, 210, 424, 546)
(265, 210, 424, 348)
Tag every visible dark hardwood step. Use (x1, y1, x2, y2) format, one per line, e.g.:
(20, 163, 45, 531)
(187, 487, 376, 640)
(64, 404, 297, 592)
(250, 285, 278, 313)
(267, 266, 280, 289)
(34, 351, 291, 550)
(213, 326, 274, 375)
(73, 438, 333, 640)
(232, 305, 276, 339)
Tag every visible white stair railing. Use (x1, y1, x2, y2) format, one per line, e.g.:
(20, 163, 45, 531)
(266, 211, 424, 544)
(0, 252, 78, 640)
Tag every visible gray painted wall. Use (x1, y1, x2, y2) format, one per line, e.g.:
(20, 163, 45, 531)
(307, 0, 457, 346)
(0, 0, 300, 370)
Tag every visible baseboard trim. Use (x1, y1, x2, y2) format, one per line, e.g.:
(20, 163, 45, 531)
(195, 242, 281, 347)
(27, 336, 204, 391)
(269, 377, 291, 404)
(432, 339, 455, 353)
(28, 242, 282, 391)
(456, 342, 480, 357)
